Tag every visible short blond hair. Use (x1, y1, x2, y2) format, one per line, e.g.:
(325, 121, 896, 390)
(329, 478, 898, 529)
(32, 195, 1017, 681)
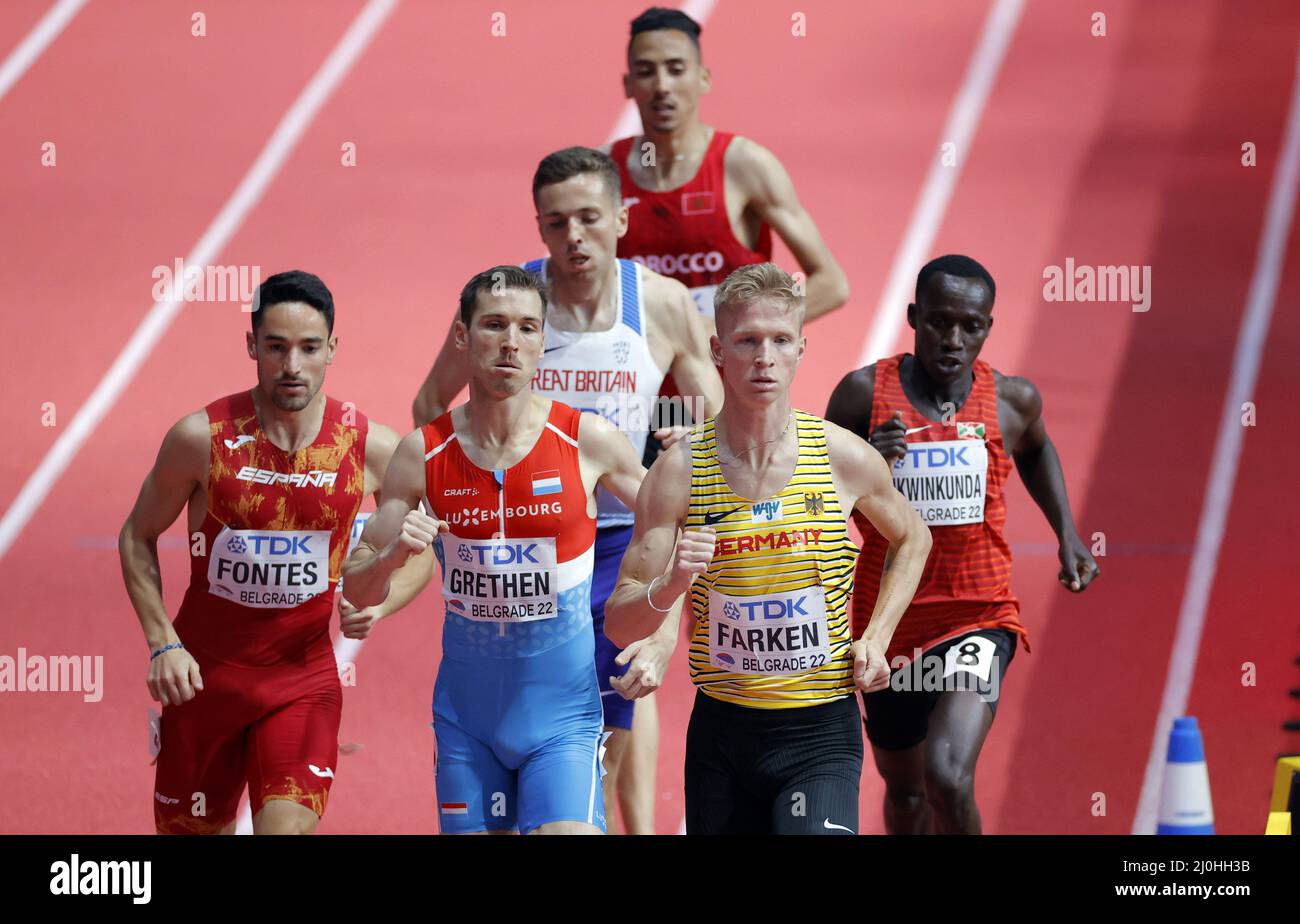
(713, 262, 805, 332)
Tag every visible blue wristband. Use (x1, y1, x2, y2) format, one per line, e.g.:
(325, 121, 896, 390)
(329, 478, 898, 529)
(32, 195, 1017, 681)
(150, 642, 184, 661)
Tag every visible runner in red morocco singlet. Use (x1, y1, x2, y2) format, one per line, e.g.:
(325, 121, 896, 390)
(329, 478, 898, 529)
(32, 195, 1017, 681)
(604, 7, 849, 324)
(119, 271, 433, 835)
(825, 254, 1100, 835)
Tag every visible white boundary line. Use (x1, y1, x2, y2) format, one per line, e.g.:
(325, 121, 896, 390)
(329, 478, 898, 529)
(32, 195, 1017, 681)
(855, 0, 1025, 367)
(1131, 42, 1300, 835)
(0, 0, 400, 562)
(0, 0, 87, 103)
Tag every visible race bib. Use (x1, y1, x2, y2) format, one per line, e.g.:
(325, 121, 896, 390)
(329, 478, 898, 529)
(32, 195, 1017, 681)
(943, 634, 997, 684)
(207, 527, 330, 608)
(440, 532, 558, 622)
(892, 439, 988, 525)
(708, 586, 832, 675)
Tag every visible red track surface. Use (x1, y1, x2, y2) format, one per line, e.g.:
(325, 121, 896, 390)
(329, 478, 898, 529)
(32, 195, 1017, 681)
(1, 0, 1296, 834)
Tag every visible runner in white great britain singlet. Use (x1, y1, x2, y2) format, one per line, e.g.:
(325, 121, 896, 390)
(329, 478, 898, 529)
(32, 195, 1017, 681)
(523, 256, 665, 527)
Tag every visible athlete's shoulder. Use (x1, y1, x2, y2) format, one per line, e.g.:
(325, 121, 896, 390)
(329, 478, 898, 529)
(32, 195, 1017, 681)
(169, 407, 211, 446)
(723, 135, 789, 189)
(822, 415, 889, 484)
(575, 408, 622, 453)
(640, 427, 696, 510)
(830, 364, 877, 403)
(155, 408, 210, 480)
(825, 364, 876, 434)
(364, 419, 401, 463)
(992, 368, 1042, 419)
(820, 416, 871, 456)
(638, 265, 696, 321)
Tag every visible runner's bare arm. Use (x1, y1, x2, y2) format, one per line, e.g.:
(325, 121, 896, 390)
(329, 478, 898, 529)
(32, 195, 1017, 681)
(119, 410, 207, 652)
(728, 137, 850, 322)
(825, 422, 931, 650)
(661, 277, 724, 419)
(998, 373, 1098, 592)
(411, 317, 468, 427)
(343, 430, 446, 609)
(359, 422, 435, 618)
(119, 411, 209, 705)
(605, 439, 699, 647)
(578, 412, 646, 512)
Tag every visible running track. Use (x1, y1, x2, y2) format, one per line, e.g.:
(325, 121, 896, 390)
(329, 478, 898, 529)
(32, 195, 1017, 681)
(0, 0, 1296, 834)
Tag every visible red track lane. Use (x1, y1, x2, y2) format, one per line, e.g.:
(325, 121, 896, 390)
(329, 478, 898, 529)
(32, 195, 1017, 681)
(0, 1, 55, 53)
(987, 0, 1300, 834)
(1184, 207, 1300, 832)
(1, 0, 1294, 837)
(0, 0, 364, 514)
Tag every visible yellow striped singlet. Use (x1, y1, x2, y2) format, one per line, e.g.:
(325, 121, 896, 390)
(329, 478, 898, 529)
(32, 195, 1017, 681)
(687, 410, 859, 708)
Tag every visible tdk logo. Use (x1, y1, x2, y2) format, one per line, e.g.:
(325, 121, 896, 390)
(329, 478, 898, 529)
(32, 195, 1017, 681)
(461, 543, 539, 566)
(727, 596, 808, 621)
(905, 446, 972, 467)
(751, 500, 782, 523)
(228, 534, 315, 555)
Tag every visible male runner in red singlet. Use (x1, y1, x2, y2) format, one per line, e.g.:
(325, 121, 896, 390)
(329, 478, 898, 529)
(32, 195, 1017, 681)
(604, 7, 849, 323)
(345, 266, 649, 835)
(410, 147, 721, 833)
(119, 270, 432, 834)
(825, 254, 1100, 835)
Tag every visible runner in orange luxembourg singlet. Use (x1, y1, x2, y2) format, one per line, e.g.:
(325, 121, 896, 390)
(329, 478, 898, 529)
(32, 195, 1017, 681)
(827, 254, 1099, 835)
(343, 266, 647, 835)
(120, 271, 431, 834)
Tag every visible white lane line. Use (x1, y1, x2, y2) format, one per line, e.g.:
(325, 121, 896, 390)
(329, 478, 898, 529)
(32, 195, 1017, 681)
(0, 0, 88, 102)
(0, 0, 400, 562)
(855, 0, 1025, 367)
(1131, 42, 1300, 835)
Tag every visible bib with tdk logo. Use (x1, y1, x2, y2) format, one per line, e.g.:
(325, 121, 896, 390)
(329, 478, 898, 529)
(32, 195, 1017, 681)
(207, 527, 331, 609)
(707, 586, 833, 676)
(891, 439, 988, 525)
(439, 532, 559, 623)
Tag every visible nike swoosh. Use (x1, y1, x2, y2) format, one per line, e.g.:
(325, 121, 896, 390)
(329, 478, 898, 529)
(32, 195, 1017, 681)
(823, 818, 854, 833)
(224, 435, 255, 450)
(308, 764, 335, 779)
(542, 346, 565, 354)
(702, 505, 744, 527)
(903, 425, 931, 436)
